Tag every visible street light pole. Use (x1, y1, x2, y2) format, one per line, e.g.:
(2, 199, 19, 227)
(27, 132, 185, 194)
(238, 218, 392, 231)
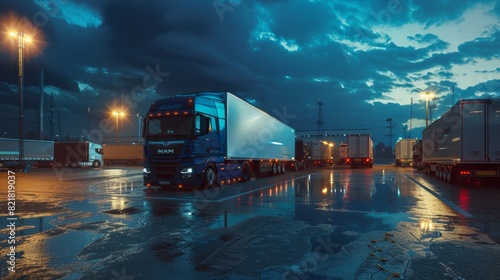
(136, 113, 142, 142)
(113, 110, 124, 142)
(425, 92, 429, 127)
(16, 32, 26, 168)
(114, 111, 119, 142)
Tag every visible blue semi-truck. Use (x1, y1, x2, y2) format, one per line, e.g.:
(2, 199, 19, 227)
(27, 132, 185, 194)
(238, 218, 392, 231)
(142, 91, 295, 189)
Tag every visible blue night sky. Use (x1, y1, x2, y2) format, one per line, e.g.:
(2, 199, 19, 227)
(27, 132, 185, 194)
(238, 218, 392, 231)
(1, 0, 499, 145)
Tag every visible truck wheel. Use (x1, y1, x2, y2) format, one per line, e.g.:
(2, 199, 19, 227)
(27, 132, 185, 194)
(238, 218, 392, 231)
(92, 160, 101, 168)
(107, 160, 114, 166)
(204, 166, 217, 188)
(241, 162, 251, 182)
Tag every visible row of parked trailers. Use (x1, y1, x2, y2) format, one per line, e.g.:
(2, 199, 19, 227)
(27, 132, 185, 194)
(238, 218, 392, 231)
(398, 99, 500, 183)
(0, 139, 144, 170)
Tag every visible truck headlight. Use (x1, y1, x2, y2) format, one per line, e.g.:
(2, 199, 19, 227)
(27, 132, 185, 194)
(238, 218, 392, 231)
(143, 167, 151, 174)
(180, 167, 193, 178)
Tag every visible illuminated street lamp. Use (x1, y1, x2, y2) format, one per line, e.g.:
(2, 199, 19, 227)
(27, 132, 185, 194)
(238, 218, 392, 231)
(9, 31, 33, 169)
(422, 91, 434, 127)
(112, 110, 125, 142)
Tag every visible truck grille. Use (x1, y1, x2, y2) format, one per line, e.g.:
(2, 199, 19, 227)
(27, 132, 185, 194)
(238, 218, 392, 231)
(153, 163, 179, 180)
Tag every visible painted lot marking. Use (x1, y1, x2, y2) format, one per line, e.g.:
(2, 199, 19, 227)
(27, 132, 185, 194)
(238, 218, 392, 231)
(405, 174, 473, 218)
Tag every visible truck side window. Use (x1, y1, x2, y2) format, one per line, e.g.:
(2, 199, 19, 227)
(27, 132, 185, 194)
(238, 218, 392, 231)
(195, 115, 212, 135)
(148, 119, 162, 135)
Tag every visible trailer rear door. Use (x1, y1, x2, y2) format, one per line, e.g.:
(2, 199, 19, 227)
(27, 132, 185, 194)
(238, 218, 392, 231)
(462, 101, 486, 162)
(488, 100, 500, 162)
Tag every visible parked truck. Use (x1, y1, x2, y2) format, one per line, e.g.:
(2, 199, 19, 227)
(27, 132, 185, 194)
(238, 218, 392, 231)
(394, 138, 418, 167)
(306, 140, 333, 166)
(338, 142, 349, 165)
(286, 139, 309, 171)
(54, 141, 103, 168)
(347, 134, 373, 168)
(142, 91, 295, 189)
(0, 138, 54, 170)
(412, 139, 423, 170)
(418, 99, 500, 183)
(102, 143, 144, 166)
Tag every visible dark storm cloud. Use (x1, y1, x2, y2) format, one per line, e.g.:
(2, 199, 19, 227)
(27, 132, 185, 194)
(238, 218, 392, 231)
(259, 1, 342, 45)
(458, 31, 500, 59)
(408, 0, 477, 26)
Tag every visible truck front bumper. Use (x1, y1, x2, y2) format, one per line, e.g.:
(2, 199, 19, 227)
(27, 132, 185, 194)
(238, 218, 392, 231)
(143, 160, 203, 188)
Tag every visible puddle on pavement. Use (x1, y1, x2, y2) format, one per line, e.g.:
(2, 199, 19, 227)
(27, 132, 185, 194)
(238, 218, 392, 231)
(293, 176, 415, 233)
(0, 216, 58, 237)
(44, 229, 104, 268)
(308, 227, 358, 255)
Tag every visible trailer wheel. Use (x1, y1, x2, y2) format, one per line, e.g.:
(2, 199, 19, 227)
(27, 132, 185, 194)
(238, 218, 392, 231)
(241, 162, 251, 182)
(126, 160, 134, 166)
(24, 161, 33, 170)
(272, 162, 278, 175)
(280, 162, 285, 174)
(203, 166, 217, 188)
(70, 162, 79, 168)
(444, 167, 451, 183)
(92, 160, 101, 168)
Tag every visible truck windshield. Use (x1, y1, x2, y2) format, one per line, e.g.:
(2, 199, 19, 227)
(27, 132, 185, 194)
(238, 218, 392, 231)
(146, 116, 193, 139)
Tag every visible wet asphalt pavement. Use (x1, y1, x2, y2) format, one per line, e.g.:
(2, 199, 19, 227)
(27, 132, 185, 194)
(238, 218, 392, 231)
(1, 165, 500, 279)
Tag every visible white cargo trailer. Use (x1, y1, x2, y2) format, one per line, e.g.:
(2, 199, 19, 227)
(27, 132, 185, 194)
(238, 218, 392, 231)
(0, 138, 54, 170)
(103, 143, 144, 166)
(421, 99, 500, 183)
(395, 138, 418, 166)
(347, 134, 373, 168)
(143, 91, 295, 188)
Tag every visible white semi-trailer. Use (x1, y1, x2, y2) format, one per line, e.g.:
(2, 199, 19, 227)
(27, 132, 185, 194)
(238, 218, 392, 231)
(347, 134, 374, 168)
(0, 138, 54, 170)
(395, 138, 418, 167)
(142, 91, 295, 188)
(103, 143, 144, 166)
(420, 99, 500, 183)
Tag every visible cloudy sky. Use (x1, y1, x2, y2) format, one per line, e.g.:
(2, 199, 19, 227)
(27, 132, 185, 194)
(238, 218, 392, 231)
(1, 0, 499, 146)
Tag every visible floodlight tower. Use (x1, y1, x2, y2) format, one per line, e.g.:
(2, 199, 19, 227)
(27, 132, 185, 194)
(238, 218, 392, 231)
(317, 100, 325, 137)
(386, 118, 394, 150)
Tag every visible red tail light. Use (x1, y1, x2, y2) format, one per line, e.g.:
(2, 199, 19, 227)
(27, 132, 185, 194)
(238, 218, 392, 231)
(460, 171, 471, 175)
